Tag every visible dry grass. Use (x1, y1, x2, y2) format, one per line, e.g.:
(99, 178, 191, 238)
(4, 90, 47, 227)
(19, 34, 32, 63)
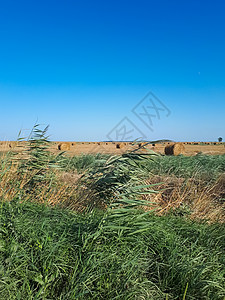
(142, 174, 225, 223)
(0, 153, 104, 213)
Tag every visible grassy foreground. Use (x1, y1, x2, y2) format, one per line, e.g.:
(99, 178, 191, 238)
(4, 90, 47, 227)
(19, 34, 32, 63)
(0, 127, 225, 299)
(0, 200, 224, 300)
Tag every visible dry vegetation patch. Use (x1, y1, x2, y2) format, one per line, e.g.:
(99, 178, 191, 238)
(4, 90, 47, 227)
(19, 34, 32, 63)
(142, 174, 225, 223)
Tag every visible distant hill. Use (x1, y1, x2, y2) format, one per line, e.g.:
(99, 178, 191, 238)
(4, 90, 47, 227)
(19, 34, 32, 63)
(102, 139, 174, 143)
(149, 139, 174, 144)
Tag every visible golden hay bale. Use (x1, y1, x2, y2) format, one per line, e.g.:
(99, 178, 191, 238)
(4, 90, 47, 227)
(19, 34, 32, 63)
(58, 142, 71, 151)
(116, 143, 125, 149)
(71, 142, 76, 146)
(164, 142, 185, 156)
(138, 142, 145, 148)
(9, 141, 18, 149)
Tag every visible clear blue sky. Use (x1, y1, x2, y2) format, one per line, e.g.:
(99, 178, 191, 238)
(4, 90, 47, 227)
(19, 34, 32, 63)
(0, 0, 224, 141)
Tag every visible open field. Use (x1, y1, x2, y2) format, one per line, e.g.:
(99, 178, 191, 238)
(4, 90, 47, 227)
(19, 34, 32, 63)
(2, 0, 225, 298)
(1, 140, 225, 156)
(0, 129, 225, 299)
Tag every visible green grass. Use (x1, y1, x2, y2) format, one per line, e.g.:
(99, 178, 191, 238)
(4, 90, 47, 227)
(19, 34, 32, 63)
(145, 154, 225, 181)
(58, 153, 225, 182)
(124, 153, 225, 181)
(0, 200, 224, 299)
(58, 153, 110, 173)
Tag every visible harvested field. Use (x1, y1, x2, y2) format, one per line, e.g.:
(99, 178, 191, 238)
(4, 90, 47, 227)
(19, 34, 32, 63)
(0, 141, 225, 156)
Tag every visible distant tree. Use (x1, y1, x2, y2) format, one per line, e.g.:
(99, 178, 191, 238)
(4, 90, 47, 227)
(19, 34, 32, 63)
(218, 137, 223, 142)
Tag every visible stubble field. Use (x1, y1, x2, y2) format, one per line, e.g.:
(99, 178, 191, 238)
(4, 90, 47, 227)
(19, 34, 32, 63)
(1, 140, 225, 156)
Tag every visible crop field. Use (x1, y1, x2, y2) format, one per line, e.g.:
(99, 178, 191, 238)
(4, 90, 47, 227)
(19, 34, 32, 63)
(0, 127, 225, 299)
(1, 140, 225, 156)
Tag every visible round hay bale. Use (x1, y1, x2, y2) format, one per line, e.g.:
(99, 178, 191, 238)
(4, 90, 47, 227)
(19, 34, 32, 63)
(9, 141, 18, 149)
(164, 142, 185, 156)
(71, 142, 76, 146)
(138, 142, 145, 148)
(116, 143, 125, 149)
(58, 142, 71, 151)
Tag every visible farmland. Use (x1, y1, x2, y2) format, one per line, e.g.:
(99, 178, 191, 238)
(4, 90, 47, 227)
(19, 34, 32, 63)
(1, 140, 225, 156)
(0, 129, 225, 299)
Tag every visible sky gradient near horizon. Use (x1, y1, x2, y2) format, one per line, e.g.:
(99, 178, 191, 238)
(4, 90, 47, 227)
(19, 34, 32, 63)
(0, 0, 224, 141)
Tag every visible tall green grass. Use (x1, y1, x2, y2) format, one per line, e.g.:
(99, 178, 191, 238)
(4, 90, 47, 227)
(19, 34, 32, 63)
(144, 154, 225, 181)
(58, 153, 110, 173)
(0, 200, 224, 299)
(59, 153, 225, 182)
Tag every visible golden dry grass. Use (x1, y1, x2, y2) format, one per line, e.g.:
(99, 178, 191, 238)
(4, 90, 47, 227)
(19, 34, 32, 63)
(142, 174, 225, 223)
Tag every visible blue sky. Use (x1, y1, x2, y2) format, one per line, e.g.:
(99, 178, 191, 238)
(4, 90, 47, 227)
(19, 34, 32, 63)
(0, 0, 224, 141)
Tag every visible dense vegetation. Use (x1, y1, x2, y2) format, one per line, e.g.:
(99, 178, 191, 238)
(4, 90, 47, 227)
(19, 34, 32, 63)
(0, 126, 224, 299)
(1, 200, 224, 299)
(59, 152, 225, 181)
